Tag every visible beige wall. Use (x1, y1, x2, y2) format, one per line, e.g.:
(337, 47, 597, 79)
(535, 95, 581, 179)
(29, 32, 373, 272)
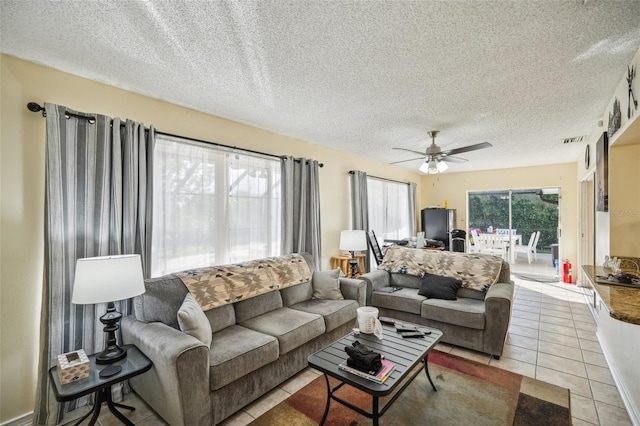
(0, 54, 421, 423)
(420, 163, 579, 264)
(609, 144, 640, 257)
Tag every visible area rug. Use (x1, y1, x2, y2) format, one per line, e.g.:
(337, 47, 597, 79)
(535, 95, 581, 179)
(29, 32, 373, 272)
(249, 350, 571, 426)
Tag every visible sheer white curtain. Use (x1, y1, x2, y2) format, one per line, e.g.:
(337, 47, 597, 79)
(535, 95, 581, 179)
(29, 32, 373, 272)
(152, 135, 281, 276)
(367, 178, 412, 242)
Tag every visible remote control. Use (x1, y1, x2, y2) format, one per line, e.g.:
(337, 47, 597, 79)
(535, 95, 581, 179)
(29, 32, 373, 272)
(400, 331, 424, 338)
(395, 324, 417, 332)
(379, 317, 395, 325)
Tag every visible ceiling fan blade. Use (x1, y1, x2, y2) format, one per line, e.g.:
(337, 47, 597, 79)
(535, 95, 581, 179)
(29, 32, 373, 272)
(441, 142, 492, 157)
(439, 155, 468, 163)
(392, 147, 425, 156)
(390, 157, 424, 165)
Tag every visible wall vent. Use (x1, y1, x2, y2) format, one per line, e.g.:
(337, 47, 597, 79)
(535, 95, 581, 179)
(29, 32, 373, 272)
(562, 135, 587, 144)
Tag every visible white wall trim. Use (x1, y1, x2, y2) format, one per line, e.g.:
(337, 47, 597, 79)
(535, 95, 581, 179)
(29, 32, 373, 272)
(0, 412, 32, 426)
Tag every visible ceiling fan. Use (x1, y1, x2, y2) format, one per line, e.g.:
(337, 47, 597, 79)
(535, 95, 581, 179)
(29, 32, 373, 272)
(391, 130, 492, 174)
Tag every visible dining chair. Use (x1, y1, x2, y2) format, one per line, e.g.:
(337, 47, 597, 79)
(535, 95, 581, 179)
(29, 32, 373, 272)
(514, 232, 536, 264)
(476, 233, 507, 261)
(532, 231, 541, 260)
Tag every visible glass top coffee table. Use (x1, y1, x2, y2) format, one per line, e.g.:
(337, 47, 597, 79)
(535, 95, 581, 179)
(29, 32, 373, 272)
(308, 321, 442, 426)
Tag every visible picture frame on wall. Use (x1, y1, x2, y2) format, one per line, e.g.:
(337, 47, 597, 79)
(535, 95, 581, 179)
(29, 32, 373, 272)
(596, 132, 608, 212)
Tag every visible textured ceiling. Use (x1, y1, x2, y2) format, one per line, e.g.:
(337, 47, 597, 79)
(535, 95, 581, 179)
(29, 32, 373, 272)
(2, 0, 640, 173)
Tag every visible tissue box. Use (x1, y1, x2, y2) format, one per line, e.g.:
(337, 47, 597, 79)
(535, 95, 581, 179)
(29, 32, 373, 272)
(56, 349, 90, 384)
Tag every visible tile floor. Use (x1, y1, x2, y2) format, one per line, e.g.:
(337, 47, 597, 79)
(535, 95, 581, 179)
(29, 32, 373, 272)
(64, 277, 634, 426)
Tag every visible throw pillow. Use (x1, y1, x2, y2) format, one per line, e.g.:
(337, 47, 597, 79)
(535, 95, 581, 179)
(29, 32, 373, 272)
(177, 293, 212, 347)
(312, 268, 344, 300)
(418, 273, 462, 300)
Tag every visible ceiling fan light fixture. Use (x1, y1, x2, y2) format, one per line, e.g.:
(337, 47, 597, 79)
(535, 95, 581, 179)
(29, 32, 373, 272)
(437, 160, 448, 172)
(427, 159, 439, 174)
(418, 161, 430, 173)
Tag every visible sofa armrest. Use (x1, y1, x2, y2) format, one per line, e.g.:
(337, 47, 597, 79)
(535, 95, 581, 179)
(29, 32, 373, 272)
(358, 270, 391, 305)
(122, 316, 210, 426)
(483, 282, 515, 357)
(339, 277, 366, 306)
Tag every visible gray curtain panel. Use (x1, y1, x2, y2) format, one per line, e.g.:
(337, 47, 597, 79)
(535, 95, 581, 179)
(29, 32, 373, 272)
(408, 181, 417, 236)
(349, 170, 370, 271)
(34, 103, 154, 425)
(281, 156, 322, 268)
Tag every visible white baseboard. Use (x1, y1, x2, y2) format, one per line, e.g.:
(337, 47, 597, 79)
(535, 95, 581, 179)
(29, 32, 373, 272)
(0, 412, 32, 426)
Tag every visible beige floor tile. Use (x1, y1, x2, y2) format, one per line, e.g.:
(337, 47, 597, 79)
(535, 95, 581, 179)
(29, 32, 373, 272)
(573, 313, 596, 324)
(541, 308, 573, 319)
(539, 321, 577, 338)
(511, 309, 540, 321)
(590, 381, 625, 408)
(570, 392, 599, 425)
(537, 339, 583, 362)
(513, 299, 542, 309)
(515, 293, 542, 303)
(502, 343, 537, 364)
(489, 356, 536, 378)
(586, 364, 615, 386)
(576, 328, 598, 342)
(538, 330, 580, 348)
(218, 410, 255, 426)
(540, 314, 573, 327)
(243, 387, 290, 419)
(508, 324, 539, 339)
(541, 296, 570, 307)
(133, 416, 170, 426)
(510, 316, 540, 330)
(506, 333, 538, 351)
(535, 366, 592, 399)
(579, 338, 603, 354)
(537, 352, 587, 378)
(582, 350, 608, 368)
(280, 369, 322, 394)
(594, 401, 633, 426)
(571, 417, 598, 426)
(574, 321, 597, 334)
(96, 393, 156, 426)
(542, 303, 573, 313)
(449, 346, 492, 364)
(512, 303, 541, 314)
(434, 342, 453, 353)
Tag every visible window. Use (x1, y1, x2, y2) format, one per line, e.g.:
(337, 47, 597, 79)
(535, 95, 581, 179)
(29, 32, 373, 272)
(367, 178, 412, 241)
(152, 135, 281, 277)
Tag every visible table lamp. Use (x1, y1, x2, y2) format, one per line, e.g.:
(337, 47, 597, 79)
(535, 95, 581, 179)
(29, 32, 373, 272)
(72, 254, 145, 376)
(339, 230, 368, 278)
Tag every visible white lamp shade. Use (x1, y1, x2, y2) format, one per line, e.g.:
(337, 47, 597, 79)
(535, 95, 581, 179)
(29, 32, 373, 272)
(437, 161, 449, 172)
(418, 161, 430, 173)
(72, 255, 145, 304)
(339, 230, 368, 251)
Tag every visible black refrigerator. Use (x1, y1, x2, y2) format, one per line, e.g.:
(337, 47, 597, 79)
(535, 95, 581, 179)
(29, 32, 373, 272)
(421, 208, 456, 251)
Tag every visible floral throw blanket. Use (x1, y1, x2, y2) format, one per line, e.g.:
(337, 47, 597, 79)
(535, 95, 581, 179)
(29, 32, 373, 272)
(175, 254, 312, 311)
(378, 245, 503, 292)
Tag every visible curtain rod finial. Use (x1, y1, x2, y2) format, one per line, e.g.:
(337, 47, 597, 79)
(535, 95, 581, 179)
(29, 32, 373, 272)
(27, 102, 46, 116)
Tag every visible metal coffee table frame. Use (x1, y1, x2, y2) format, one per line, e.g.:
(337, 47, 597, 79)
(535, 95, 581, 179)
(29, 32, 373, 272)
(308, 322, 442, 426)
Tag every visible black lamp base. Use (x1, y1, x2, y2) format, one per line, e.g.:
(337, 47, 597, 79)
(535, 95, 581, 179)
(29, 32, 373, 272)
(348, 251, 359, 278)
(96, 302, 127, 365)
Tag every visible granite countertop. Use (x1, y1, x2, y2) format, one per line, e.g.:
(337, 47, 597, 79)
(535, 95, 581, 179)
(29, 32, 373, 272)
(582, 264, 640, 325)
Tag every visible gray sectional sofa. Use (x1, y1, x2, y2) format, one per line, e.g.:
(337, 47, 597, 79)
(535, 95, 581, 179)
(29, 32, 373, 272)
(121, 253, 365, 426)
(360, 247, 514, 359)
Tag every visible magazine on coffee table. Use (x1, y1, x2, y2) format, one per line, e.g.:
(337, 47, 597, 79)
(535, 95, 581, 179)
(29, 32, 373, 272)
(338, 359, 395, 384)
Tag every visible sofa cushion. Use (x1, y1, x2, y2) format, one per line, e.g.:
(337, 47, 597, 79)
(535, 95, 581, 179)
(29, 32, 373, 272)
(390, 273, 422, 289)
(372, 288, 426, 315)
(280, 281, 313, 306)
(421, 298, 485, 329)
(290, 299, 358, 332)
(204, 303, 236, 334)
(240, 307, 325, 354)
(234, 290, 283, 323)
(418, 273, 462, 300)
(312, 268, 344, 300)
(134, 275, 188, 329)
(177, 293, 213, 347)
(209, 325, 279, 390)
(457, 287, 487, 301)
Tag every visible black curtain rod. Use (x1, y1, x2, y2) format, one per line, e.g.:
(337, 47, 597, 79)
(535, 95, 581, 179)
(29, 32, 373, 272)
(349, 170, 410, 185)
(26, 102, 323, 167)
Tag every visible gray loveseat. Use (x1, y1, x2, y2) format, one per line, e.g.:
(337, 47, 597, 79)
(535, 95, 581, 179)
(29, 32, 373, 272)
(360, 247, 514, 359)
(121, 253, 365, 425)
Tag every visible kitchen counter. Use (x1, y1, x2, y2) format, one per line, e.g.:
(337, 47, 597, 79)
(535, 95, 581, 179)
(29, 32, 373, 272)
(582, 265, 640, 325)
